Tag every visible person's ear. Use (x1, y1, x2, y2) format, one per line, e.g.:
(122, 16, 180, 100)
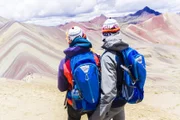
(68, 40, 72, 44)
(82, 33, 86, 39)
(66, 32, 72, 44)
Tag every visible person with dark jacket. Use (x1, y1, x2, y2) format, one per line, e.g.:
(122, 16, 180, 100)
(90, 18, 129, 120)
(58, 26, 100, 120)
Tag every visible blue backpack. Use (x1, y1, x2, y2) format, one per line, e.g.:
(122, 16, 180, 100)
(70, 51, 100, 112)
(118, 47, 146, 104)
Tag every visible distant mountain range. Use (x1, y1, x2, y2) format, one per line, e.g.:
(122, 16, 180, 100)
(114, 6, 161, 25)
(130, 6, 161, 16)
(2, 6, 180, 80)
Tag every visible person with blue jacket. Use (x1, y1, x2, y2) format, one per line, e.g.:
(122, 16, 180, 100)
(58, 26, 100, 120)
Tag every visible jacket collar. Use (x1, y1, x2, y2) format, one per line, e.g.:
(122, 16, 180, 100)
(102, 34, 129, 52)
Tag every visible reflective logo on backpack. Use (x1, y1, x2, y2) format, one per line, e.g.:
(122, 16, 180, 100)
(80, 65, 90, 73)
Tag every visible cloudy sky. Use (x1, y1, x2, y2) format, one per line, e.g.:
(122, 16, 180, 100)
(0, 0, 180, 26)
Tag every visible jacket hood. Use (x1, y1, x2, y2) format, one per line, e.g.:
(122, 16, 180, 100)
(64, 46, 90, 58)
(64, 37, 92, 58)
(102, 34, 129, 52)
(69, 37, 92, 48)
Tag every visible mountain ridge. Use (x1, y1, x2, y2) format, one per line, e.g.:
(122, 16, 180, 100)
(130, 6, 161, 16)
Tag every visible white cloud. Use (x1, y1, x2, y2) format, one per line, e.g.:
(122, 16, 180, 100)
(25, 14, 97, 26)
(0, 0, 96, 21)
(0, 0, 180, 26)
(96, 0, 180, 13)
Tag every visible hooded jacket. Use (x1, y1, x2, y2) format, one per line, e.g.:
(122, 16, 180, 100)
(58, 37, 100, 106)
(90, 34, 129, 120)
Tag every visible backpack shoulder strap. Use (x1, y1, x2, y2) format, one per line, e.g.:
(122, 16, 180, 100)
(116, 52, 124, 94)
(101, 50, 108, 57)
(93, 54, 100, 67)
